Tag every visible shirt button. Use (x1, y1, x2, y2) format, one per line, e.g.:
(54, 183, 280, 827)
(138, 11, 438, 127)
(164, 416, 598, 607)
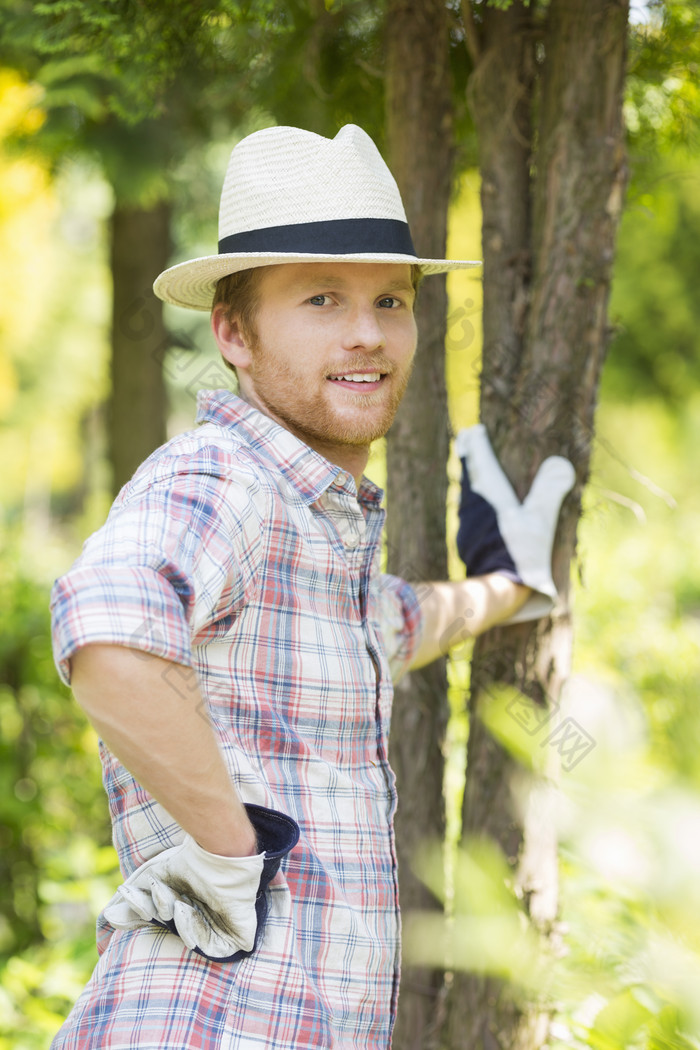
(345, 530, 359, 549)
(335, 472, 348, 487)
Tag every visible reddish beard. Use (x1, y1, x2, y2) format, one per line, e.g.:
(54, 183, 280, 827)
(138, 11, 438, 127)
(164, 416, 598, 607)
(246, 345, 414, 449)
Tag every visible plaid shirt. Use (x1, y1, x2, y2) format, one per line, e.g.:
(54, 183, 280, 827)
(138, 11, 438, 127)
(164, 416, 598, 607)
(50, 390, 423, 1050)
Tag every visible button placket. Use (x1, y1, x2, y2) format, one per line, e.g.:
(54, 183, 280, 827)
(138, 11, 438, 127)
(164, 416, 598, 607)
(322, 485, 367, 553)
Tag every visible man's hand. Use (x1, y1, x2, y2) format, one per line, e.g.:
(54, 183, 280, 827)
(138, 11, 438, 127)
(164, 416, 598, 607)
(72, 648, 300, 960)
(456, 424, 575, 623)
(104, 804, 300, 962)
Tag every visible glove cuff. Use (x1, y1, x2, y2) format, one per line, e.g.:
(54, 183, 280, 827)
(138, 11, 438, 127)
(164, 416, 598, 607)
(245, 802, 300, 857)
(500, 591, 555, 625)
(192, 803, 300, 964)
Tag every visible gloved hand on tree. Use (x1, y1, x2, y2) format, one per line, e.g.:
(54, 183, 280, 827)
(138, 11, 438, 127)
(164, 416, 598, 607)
(103, 803, 300, 962)
(455, 424, 576, 624)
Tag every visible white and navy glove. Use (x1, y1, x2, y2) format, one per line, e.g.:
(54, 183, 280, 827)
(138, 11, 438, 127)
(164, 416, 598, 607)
(455, 424, 576, 624)
(103, 803, 299, 962)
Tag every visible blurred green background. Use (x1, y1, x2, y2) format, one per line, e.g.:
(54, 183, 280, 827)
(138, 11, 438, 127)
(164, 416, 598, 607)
(1, 4, 700, 1045)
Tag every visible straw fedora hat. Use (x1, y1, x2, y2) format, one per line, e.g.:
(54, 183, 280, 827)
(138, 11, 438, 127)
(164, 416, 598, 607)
(153, 123, 480, 311)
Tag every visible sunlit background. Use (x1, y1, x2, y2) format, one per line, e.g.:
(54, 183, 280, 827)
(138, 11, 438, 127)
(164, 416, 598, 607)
(1, 4, 700, 1046)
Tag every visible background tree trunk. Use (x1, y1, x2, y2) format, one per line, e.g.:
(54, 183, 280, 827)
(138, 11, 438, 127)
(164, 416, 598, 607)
(384, 1, 453, 1047)
(442, 1, 629, 1048)
(108, 199, 171, 495)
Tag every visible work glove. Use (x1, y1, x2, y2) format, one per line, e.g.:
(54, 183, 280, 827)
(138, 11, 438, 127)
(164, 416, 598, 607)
(455, 424, 576, 623)
(103, 803, 300, 962)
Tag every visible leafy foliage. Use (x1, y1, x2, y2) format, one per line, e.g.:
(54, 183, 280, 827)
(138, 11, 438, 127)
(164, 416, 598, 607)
(626, 0, 700, 156)
(606, 149, 700, 404)
(0, 2, 699, 1047)
(0, 0, 388, 155)
(409, 397, 700, 1049)
(0, 929, 98, 1049)
(0, 532, 119, 966)
(0, 72, 112, 519)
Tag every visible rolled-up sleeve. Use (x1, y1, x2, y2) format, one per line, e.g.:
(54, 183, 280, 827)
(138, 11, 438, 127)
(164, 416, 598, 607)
(50, 454, 264, 685)
(371, 572, 424, 682)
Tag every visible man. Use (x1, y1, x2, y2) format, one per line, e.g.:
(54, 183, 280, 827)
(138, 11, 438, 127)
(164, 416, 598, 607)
(50, 124, 574, 1049)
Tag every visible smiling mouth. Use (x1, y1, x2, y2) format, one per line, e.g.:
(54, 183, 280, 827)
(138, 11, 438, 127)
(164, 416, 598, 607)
(327, 372, 386, 385)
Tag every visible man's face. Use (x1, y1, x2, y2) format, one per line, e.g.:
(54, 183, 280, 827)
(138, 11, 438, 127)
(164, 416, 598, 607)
(216, 262, 417, 459)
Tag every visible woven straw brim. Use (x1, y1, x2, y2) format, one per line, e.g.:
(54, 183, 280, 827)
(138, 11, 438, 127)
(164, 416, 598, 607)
(153, 252, 481, 311)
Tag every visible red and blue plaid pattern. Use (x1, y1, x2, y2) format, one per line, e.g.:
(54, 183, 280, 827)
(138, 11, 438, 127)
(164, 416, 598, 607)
(50, 390, 422, 1049)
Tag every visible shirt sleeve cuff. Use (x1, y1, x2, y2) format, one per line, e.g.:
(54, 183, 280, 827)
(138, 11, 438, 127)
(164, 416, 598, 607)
(374, 573, 424, 682)
(393, 577, 423, 679)
(50, 565, 194, 686)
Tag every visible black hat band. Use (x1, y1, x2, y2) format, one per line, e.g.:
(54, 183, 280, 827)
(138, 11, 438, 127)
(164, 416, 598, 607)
(218, 217, 416, 257)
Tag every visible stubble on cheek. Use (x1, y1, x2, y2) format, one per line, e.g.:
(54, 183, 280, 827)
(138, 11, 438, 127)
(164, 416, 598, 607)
(248, 350, 414, 448)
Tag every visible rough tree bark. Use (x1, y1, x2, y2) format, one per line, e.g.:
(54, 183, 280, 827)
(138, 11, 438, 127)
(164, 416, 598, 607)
(108, 200, 171, 495)
(442, 1, 630, 1047)
(384, 1, 453, 1047)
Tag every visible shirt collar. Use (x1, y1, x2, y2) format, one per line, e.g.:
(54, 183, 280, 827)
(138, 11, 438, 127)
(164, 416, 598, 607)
(195, 389, 384, 508)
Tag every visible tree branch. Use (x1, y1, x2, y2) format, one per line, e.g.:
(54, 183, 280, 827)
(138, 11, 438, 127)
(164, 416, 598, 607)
(460, 0, 481, 63)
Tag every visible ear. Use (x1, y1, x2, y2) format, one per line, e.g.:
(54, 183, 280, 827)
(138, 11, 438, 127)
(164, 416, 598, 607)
(211, 304, 254, 369)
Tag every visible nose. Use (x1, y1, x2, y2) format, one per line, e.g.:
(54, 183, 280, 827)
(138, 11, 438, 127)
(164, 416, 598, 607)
(340, 304, 385, 352)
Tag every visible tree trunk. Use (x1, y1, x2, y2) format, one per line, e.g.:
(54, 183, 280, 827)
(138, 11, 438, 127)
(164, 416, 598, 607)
(442, 2, 629, 1047)
(384, 2, 453, 1048)
(108, 200, 171, 495)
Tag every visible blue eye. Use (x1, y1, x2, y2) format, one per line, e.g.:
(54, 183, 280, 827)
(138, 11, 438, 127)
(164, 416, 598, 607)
(308, 295, 330, 306)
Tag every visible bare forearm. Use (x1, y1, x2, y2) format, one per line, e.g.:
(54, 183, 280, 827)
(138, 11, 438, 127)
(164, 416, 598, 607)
(70, 644, 257, 857)
(409, 574, 531, 670)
